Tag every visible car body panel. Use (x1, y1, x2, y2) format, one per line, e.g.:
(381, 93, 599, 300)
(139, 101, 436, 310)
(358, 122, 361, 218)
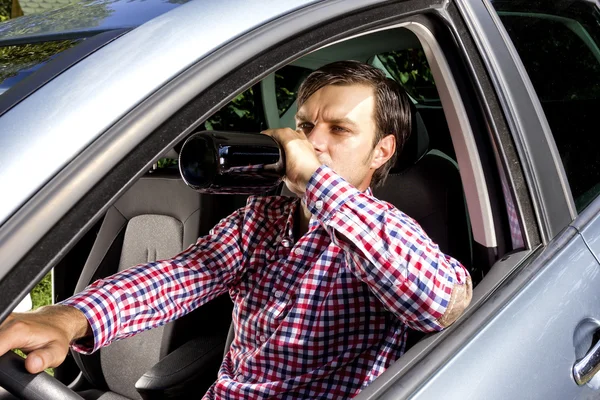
(578, 199, 600, 262)
(0, 0, 320, 228)
(405, 225, 600, 399)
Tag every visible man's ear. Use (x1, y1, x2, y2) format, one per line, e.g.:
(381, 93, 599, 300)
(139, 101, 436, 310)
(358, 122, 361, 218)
(370, 134, 396, 169)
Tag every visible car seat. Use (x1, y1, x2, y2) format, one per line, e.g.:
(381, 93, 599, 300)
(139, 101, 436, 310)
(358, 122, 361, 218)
(70, 155, 232, 400)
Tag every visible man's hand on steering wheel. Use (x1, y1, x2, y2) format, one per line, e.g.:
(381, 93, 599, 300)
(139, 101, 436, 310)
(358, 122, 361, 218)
(0, 305, 90, 374)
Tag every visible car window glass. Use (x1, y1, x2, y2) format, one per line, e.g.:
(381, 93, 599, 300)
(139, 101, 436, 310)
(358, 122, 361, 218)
(274, 65, 312, 117)
(203, 84, 266, 132)
(375, 49, 440, 104)
(0, 39, 81, 96)
(157, 84, 266, 169)
(491, 0, 600, 212)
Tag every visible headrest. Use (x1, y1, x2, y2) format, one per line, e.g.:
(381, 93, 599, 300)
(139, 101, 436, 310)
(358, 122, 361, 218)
(389, 103, 430, 173)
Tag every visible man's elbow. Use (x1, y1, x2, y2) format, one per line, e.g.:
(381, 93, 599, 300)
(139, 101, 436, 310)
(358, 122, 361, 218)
(436, 276, 473, 328)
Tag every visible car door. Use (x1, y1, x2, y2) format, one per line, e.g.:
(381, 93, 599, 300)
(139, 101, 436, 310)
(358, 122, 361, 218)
(2, 0, 595, 399)
(355, 0, 600, 398)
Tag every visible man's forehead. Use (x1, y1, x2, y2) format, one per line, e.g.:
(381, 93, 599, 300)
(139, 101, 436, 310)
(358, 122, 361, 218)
(296, 84, 376, 121)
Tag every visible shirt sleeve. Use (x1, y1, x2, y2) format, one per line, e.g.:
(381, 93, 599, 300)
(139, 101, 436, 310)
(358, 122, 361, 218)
(304, 165, 472, 332)
(58, 207, 247, 354)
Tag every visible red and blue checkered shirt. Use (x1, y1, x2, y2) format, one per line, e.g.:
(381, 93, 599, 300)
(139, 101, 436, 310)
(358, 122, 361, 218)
(61, 165, 470, 399)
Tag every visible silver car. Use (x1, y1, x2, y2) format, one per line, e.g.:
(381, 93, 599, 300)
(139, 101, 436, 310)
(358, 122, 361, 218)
(0, 0, 599, 399)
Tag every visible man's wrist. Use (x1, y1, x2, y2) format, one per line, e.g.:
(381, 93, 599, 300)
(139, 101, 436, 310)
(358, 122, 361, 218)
(304, 165, 359, 219)
(298, 162, 322, 193)
(53, 305, 92, 342)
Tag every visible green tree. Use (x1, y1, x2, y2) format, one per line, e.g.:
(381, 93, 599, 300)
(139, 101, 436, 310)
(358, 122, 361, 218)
(378, 49, 438, 103)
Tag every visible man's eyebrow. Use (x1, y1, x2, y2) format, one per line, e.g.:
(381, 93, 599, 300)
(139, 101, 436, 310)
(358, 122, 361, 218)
(295, 113, 358, 128)
(326, 117, 358, 128)
(295, 112, 310, 122)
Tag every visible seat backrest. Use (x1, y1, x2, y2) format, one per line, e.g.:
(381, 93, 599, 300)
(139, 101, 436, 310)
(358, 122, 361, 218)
(372, 110, 472, 267)
(72, 170, 204, 399)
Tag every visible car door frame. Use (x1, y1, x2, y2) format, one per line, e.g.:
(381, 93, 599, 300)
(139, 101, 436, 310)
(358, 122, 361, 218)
(356, 0, 587, 398)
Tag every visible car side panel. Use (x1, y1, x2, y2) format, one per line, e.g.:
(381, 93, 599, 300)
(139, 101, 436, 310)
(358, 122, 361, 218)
(407, 225, 599, 399)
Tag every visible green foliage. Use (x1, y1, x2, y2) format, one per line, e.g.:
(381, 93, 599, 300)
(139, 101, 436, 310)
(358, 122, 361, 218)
(0, 0, 10, 21)
(156, 158, 177, 169)
(378, 49, 438, 103)
(204, 88, 264, 132)
(31, 272, 52, 309)
(0, 0, 114, 38)
(274, 66, 311, 116)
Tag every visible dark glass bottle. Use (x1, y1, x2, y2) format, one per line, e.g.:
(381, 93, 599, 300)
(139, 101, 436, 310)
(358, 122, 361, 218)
(178, 131, 285, 194)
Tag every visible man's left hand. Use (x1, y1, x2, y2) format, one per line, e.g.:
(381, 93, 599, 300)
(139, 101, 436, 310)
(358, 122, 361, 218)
(262, 128, 321, 196)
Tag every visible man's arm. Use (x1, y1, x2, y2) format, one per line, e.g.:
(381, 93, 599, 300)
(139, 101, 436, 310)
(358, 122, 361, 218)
(0, 206, 247, 373)
(305, 166, 472, 332)
(261, 127, 472, 331)
(58, 206, 247, 353)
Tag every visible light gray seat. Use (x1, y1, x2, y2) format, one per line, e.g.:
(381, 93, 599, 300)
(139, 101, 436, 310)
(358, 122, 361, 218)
(72, 168, 231, 400)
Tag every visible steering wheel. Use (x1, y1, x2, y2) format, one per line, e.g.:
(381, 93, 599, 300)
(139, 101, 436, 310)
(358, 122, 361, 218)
(0, 351, 83, 400)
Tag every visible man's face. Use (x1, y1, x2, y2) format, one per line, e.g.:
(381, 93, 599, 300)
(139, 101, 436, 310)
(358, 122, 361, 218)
(295, 83, 394, 191)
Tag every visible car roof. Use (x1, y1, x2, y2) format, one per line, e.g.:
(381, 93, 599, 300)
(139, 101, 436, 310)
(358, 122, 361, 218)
(0, 0, 320, 227)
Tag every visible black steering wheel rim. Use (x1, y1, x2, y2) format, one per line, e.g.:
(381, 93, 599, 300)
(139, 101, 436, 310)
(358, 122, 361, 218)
(0, 351, 83, 400)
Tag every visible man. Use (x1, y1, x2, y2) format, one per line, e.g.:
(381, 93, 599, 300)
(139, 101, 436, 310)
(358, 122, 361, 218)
(0, 60, 472, 399)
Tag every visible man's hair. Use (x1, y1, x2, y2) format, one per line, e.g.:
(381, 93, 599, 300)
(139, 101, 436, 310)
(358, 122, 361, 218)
(297, 60, 412, 188)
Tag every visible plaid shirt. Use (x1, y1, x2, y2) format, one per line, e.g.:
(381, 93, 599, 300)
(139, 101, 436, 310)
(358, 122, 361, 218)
(61, 165, 470, 399)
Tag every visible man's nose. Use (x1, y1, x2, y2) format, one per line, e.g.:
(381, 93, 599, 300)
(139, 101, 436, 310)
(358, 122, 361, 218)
(306, 124, 328, 151)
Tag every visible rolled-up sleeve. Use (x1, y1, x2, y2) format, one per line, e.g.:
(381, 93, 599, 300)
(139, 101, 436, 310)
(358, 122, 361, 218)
(304, 165, 472, 332)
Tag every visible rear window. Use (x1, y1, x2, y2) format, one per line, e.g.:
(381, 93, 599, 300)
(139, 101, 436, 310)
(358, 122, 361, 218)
(0, 39, 81, 96)
(491, 0, 600, 211)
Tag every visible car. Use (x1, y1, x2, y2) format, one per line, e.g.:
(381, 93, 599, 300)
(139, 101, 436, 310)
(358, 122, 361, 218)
(0, 0, 599, 398)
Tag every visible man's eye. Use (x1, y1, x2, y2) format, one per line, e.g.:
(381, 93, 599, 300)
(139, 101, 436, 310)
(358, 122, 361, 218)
(297, 123, 313, 133)
(332, 126, 348, 133)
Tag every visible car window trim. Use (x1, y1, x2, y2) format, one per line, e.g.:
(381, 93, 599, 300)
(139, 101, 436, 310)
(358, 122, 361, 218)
(455, 0, 576, 243)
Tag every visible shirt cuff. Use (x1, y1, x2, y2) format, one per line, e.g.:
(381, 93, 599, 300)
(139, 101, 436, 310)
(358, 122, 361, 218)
(304, 165, 360, 221)
(57, 285, 121, 354)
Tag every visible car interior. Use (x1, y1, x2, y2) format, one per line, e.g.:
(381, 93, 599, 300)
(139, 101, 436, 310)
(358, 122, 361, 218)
(4, 26, 523, 400)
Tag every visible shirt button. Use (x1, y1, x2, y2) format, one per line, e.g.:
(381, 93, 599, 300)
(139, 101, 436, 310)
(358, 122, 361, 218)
(274, 290, 284, 299)
(315, 200, 324, 210)
(281, 239, 291, 248)
(259, 334, 267, 342)
(293, 248, 302, 256)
